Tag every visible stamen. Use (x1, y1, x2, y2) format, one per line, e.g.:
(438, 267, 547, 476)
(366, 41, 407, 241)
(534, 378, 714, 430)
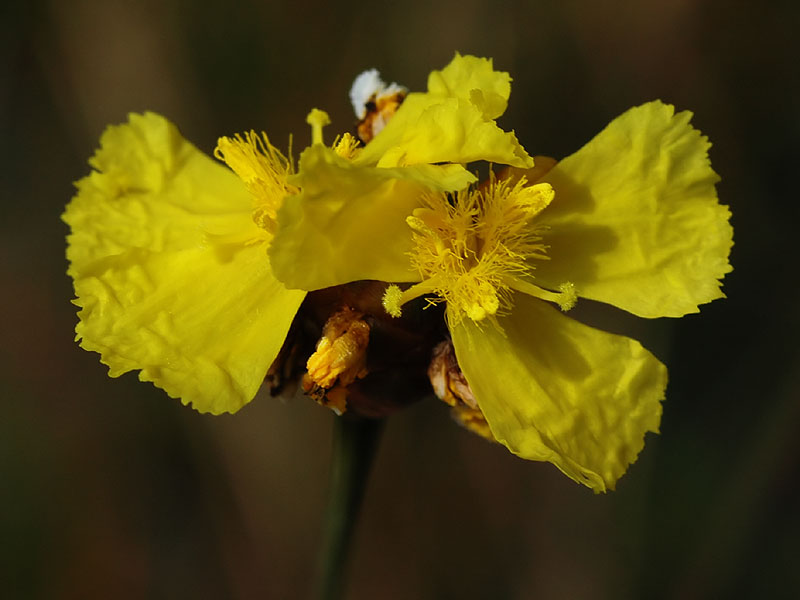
(214, 131, 295, 235)
(382, 284, 404, 318)
(382, 280, 441, 318)
(385, 171, 568, 324)
(506, 277, 577, 312)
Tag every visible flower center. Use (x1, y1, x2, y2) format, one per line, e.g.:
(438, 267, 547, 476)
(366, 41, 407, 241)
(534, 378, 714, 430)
(383, 174, 576, 325)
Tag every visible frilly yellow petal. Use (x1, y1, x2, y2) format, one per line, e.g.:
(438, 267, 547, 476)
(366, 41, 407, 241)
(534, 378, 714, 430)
(64, 112, 305, 413)
(66, 113, 258, 272)
(427, 53, 511, 119)
(532, 101, 733, 318)
(451, 294, 665, 492)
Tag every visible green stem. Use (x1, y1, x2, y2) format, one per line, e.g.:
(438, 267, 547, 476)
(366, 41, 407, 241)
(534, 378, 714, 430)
(315, 414, 384, 600)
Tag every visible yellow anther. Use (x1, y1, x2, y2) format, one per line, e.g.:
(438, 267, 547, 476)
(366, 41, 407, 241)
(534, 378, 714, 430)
(557, 282, 577, 312)
(306, 108, 331, 145)
(406, 215, 432, 235)
(382, 284, 404, 318)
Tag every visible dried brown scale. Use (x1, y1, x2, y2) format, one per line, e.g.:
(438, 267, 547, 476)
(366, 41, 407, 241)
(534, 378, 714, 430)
(428, 340, 495, 442)
(268, 280, 449, 418)
(451, 405, 494, 441)
(356, 91, 407, 144)
(428, 340, 477, 409)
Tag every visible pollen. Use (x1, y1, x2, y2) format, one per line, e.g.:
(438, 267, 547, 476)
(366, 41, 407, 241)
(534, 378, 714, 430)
(214, 132, 296, 236)
(382, 284, 404, 318)
(557, 282, 577, 312)
(386, 174, 576, 324)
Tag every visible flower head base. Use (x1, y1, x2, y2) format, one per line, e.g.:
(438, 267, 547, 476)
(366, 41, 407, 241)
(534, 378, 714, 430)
(382, 175, 575, 327)
(214, 131, 296, 237)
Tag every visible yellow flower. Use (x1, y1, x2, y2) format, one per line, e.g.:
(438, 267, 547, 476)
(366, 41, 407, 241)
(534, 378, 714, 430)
(64, 54, 733, 493)
(272, 57, 732, 490)
(63, 113, 305, 414)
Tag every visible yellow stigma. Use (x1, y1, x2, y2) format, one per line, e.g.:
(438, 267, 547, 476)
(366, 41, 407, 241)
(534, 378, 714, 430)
(306, 108, 331, 145)
(214, 132, 296, 236)
(386, 174, 576, 325)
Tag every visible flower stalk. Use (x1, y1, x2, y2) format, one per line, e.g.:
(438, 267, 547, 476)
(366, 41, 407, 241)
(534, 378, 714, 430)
(315, 414, 384, 600)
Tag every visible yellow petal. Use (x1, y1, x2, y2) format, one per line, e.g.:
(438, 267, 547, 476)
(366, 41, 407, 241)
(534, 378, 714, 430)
(427, 53, 511, 119)
(67, 113, 260, 270)
(355, 54, 533, 169)
(531, 101, 732, 318)
(64, 112, 305, 413)
(451, 293, 665, 492)
(269, 144, 473, 290)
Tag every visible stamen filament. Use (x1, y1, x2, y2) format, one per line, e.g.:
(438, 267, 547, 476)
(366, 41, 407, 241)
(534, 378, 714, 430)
(382, 278, 443, 318)
(505, 277, 577, 312)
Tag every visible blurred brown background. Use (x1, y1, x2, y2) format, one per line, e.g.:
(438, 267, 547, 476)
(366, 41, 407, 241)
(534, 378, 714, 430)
(2, 0, 798, 598)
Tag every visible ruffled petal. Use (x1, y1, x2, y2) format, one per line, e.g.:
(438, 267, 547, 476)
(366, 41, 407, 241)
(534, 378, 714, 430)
(355, 54, 533, 169)
(427, 53, 511, 119)
(64, 112, 305, 413)
(450, 294, 665, 492)
(530, 101, 732, 318)
(269, 144, 474, 290)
